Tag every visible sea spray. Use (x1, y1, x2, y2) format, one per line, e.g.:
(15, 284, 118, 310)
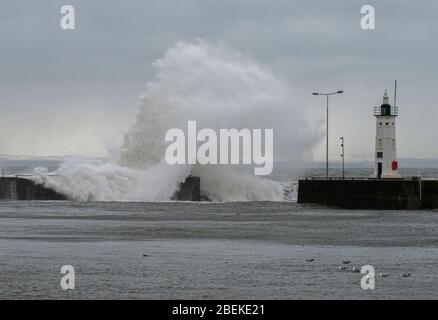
(33, 40, 317, 201)
(33, 160, 191, 201)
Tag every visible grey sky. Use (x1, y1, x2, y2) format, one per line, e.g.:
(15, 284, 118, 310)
(0, 0, 437, 160)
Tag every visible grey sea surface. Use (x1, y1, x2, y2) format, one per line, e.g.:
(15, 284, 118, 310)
(1, 200, 438, 300)
(1, 165, 438, 299)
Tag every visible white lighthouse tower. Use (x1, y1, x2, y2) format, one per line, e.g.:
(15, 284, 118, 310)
(374, 90, 400, 178)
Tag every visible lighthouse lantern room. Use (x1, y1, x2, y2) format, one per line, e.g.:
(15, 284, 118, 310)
(374, 89, 400, 178)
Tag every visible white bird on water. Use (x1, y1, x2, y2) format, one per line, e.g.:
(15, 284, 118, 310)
(338, 266, 348, 271)
(379, 273, 389, 278)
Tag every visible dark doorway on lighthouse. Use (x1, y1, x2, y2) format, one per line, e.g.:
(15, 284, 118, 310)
(378, 162, 383, 179)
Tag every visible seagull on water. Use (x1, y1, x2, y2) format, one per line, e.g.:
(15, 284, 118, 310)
(400, 273, 412, 278)
(338, 266, 348, 271)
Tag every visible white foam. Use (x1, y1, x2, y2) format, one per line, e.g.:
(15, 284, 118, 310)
(33, 40, 316, 201)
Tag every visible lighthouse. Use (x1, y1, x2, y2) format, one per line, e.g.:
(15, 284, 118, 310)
(374, 90, 400, 178)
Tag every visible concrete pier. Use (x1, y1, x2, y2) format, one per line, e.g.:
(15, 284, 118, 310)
(421, 180, 438, 209)
(1, 175, 203, 202)
(173, 175, 201, 201)
(0, 177, 67, 200)
(298, 177, 438, 209)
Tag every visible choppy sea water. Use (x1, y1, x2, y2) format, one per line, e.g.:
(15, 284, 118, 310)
(1, 200, 438, 300)
(1, 165, 438, 299)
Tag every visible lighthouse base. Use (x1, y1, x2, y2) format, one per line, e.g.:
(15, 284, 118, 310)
(298, 178, 438, 210)
(376, 174, 402, 179)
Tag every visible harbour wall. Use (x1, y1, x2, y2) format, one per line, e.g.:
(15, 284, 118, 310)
(298, 178, 438, 209)
(0, 177, 67, 201)
(173, 175, 201, 201)
(0, 175, 202, 201)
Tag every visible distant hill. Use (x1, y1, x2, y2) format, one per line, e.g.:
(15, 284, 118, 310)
(276, 158, 438, 169)
(1, 155, 437, 171)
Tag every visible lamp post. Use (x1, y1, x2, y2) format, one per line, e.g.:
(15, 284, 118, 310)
(312, 90, 344, 179)
(340, 137, 345, 179)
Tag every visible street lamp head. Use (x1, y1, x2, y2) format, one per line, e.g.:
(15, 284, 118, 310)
(337, 90, 344, 94)
(312, 92, 319, 96)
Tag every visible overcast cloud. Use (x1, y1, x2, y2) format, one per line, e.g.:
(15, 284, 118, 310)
(0, 0, 437, 160)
